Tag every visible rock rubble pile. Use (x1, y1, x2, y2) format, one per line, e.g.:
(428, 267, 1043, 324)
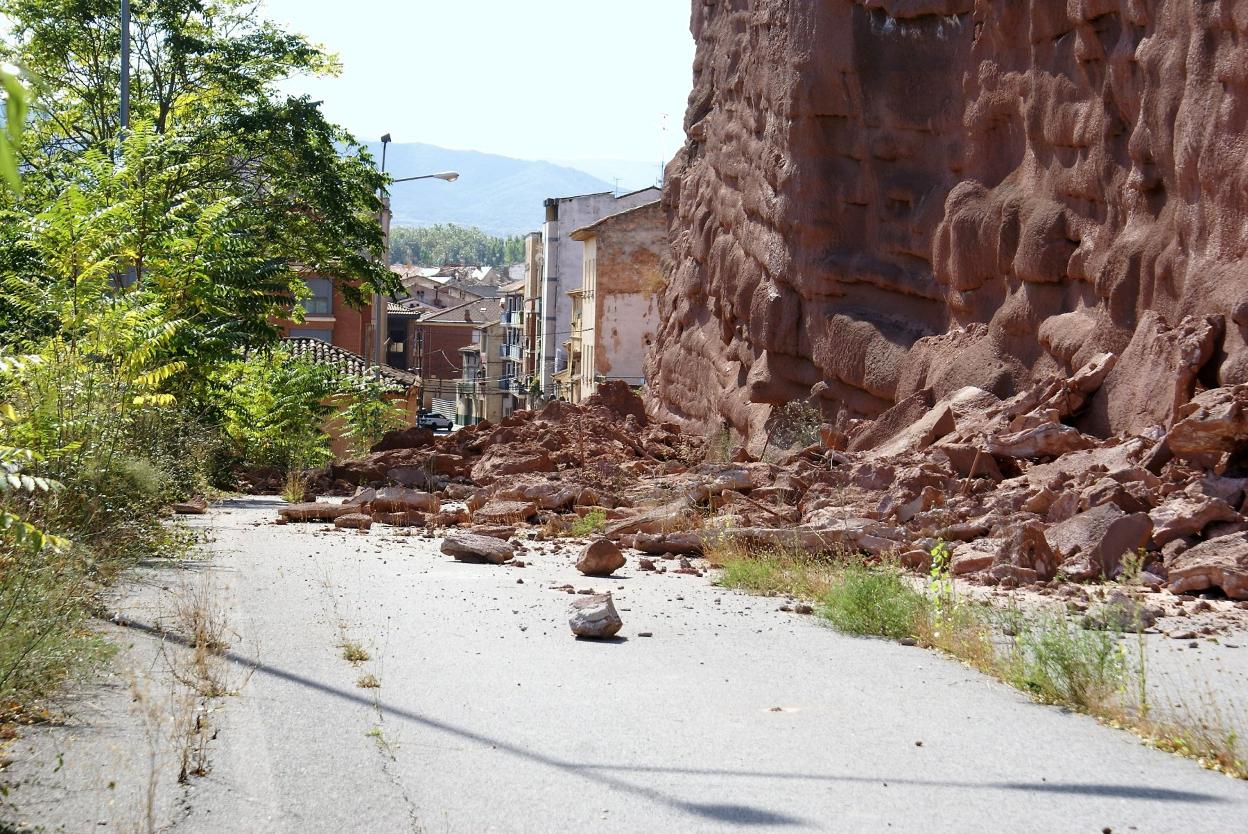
(286, 379, 1248, 605)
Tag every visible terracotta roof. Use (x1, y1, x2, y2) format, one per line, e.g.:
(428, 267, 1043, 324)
(282, 338, 419, 388)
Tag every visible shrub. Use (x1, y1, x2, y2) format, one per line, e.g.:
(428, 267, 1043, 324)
(1004, 613, 1128, 712)
(568, 509, 607, 538)
(821, 561, 928, 640)
(340, 379, 408, 458)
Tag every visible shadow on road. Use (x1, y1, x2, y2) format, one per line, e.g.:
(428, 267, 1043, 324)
(114, 617, 1230, 827)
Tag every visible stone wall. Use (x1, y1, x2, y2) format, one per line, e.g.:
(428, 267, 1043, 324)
(648, 0, 1248, 448)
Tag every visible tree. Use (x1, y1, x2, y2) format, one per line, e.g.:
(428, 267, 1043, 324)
(389, 224, 527, 268)
(1, 0, 392, 306)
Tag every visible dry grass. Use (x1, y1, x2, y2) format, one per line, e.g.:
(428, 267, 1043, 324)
(166, 580, 235, 699)
(356, 673, 380, 689)
(280, 471, 307, 504)
(341, 641, 370, 663)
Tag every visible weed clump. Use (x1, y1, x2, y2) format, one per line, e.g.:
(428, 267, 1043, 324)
(567, 509, 607, 538)
(821, 561, 927, 640)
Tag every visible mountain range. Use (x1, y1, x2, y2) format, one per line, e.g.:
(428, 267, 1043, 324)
(362, 142, 659, 237)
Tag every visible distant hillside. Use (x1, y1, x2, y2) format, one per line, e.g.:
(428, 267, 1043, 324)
(364, 142, 616, 236)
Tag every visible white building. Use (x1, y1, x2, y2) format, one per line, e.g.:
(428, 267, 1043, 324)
(536, 187, 661, 395)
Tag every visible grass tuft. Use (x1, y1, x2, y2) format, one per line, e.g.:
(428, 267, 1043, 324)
(567, 509, 607, 538)
(341, 642, 370, 663)
(821, 560, 926, 640)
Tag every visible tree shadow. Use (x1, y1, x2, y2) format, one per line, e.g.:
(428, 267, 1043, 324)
(115, 617, 1232, 827)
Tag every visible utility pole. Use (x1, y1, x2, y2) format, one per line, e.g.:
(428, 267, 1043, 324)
(120, 0, 131, 132)
(376, 133, 392, 381)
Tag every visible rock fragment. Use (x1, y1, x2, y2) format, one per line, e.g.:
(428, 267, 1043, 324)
(576, 539, 626, 576)
(569, 593, 623, 639)
(441, 533, 515, 565)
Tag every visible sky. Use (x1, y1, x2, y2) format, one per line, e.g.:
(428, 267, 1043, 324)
(262, 0, 696, 165)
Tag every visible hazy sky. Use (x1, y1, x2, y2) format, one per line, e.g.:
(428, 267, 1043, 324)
(262, 0, 696, 163)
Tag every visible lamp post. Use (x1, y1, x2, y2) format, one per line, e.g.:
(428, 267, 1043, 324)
(120, 0, 131, 132)
(373, 132, 459, 375)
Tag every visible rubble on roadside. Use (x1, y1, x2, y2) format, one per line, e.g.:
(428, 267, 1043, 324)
(278, 376, 1248, 615)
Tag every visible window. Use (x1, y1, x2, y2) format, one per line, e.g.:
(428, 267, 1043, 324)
(302, 278, 333, 317)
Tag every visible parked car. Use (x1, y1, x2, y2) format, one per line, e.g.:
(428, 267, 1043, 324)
(416, 412, 454, 432)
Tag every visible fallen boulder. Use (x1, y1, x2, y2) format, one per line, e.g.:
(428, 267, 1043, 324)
(987, 423, 1095, 460)
(1167, 532, 1248, 600)
(372, 487, 440, 514)
(1166, 384, 1248, 464)
(473, 500, 539, 526)
(279, 502, 355, 523)
(372, 511, 425, 527)
(370, 426, 435, 453)
(1045, 504, 1152, 581)
(334, 513, 373, 531)
(470, 448, 555, 483)
(441, 533, 515, 565)
(1149, 494, 1240, 547)
(172, 496, 208, 515)
(468, 525, 517, 540)
(576, 539, 627, 576)
(569, 593, 623, 639)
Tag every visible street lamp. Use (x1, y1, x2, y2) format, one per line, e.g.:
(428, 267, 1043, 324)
(373, 133, 459, 375)
(392, 171, 460, 184)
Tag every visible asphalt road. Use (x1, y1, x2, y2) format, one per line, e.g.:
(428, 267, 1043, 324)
(5, 496, 1248, 833)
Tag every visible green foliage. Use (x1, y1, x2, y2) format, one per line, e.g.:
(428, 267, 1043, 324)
(211, 349, 339, 475)
(821, 561, 928, 640)
(0, 0, 397, 719)
(340, 379, 408, 458)
(0, 65, 29, 195)
(1, 0, 392, 304)
(928, 538, 954, 607)
(389, 224, 526, 268)
(1004, 613, 1128, 712)
(568, 508, 607, 538)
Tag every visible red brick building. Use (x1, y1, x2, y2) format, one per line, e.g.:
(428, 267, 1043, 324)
(277, 276, 378, 360)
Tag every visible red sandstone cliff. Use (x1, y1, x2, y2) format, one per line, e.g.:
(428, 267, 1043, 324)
(648, 0, 1248, 446)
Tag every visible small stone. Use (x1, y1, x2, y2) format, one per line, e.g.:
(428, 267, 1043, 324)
(794, 604, 814, 615)
(638, 631, 653, 638)
(569, 594, 623, 639)
(638, 558, 657, 571)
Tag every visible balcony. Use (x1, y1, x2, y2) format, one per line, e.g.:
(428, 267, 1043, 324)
(503, 310, 524, 327)
(457, 381, 477, 397)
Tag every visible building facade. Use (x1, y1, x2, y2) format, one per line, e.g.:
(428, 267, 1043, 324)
(522, 232, 544, 402)
(410, 298, 503, 419)
(565, 199, 666, 402)
(536, 187, 661, 397)
(500, 279, 526, 412)
(456, 320, 509, 425)
(279, 277, 377, 359)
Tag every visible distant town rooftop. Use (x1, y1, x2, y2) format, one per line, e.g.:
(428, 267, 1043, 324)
(282, 338, 420, 387)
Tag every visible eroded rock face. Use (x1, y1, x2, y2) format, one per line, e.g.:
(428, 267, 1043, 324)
(648, 1, 1248, 447)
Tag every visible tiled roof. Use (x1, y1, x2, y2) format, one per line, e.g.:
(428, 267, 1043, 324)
(282, 338, 419, 388)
